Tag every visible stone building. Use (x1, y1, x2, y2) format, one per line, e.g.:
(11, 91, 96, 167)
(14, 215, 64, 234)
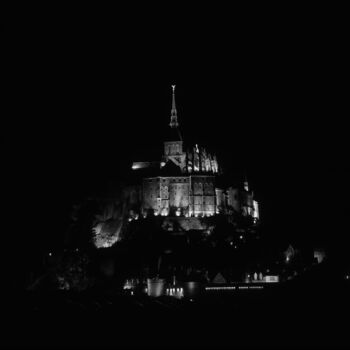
(131, 85, 259, 221)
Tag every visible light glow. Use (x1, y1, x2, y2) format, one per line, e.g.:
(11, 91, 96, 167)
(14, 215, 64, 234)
(205, 286, 236, 290)
(165, 287, 184, 298)
(263, 275, 279, 283)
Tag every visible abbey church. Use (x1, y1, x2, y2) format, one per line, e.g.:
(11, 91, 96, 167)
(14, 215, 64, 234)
(131, 86, 260, 221)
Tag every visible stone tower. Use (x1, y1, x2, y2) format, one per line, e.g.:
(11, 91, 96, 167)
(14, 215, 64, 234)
(163, 85, 186, 171)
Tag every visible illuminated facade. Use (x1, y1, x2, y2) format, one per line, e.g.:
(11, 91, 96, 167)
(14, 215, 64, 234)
(142, 175, 216, 217)
(132, 85, 259, 220)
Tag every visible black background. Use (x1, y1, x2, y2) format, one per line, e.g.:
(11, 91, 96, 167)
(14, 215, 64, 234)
(3, 9, 348, 265)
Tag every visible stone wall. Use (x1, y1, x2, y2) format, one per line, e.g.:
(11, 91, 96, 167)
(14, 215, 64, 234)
(142, 178, 160, 212)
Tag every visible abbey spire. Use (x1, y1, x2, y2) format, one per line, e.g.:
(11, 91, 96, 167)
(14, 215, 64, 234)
(169, 85, 179, 128)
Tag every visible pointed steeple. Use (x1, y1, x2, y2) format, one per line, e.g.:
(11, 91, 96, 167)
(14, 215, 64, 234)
(169, 84, 179, 128)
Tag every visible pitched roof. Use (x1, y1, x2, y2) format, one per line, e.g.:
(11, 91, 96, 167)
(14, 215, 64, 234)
(160, 160, 183, 176)
(212, 272, 227, 284)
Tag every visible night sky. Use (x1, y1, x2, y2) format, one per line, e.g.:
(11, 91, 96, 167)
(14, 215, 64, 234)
(3, 14, 348, 261)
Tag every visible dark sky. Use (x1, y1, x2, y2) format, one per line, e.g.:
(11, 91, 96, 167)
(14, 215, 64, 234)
(3, 13, 348, 256)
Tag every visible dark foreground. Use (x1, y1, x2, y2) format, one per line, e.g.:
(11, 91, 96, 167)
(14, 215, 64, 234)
(3, 280, 350, 350)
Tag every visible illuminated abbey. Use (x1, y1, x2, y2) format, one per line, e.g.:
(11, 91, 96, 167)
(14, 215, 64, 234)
(131, 86, 260, 221)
